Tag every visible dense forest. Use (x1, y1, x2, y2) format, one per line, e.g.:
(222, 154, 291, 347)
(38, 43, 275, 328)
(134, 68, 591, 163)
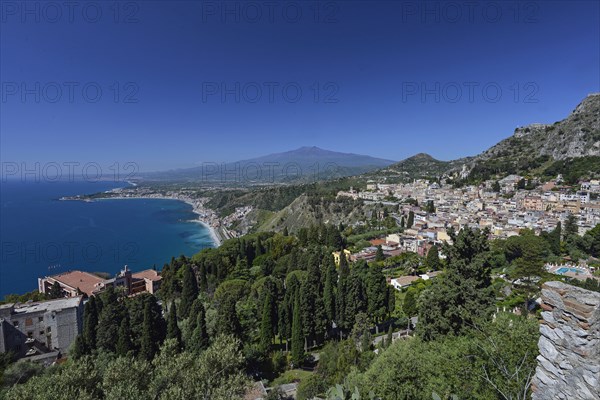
(1, 221, 599, 399)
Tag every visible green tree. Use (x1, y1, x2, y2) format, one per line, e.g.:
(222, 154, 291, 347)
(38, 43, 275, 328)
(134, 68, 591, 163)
(407, 211, 415, 229)
(96, 286, 124, 352)
(492, 181, 501, 192)
(375, 245, 385, 262)
(139, 296, 166, 361)
(426, 246, 441, 270)
(366, 266, 387, 323)
(403, 287, 418, 317)
(189, 303, 209, 354)
(82, 296, 99, 352)
(49, 281, 63, 299)
(386, 325, 393, 348)
(323, 255, 337, 326)
(218, 295, 242, 339)
(564, 214, 579, 238)
(417, 228, 494, 341)
(291, 292, 304, 367)
(259, 288, 275, 353)
(166, 302, 182, 349)
(116, 314, 133, 356)
(179, 265, 198, 319)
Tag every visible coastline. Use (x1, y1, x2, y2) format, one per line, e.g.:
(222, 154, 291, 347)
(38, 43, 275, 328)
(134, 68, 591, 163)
(62, 194, 224, 247)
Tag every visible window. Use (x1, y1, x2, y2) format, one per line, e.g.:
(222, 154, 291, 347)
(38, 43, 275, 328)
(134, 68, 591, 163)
(38, 317, 43, 322)
(46, 327, 51, 333)
(39, 331, 44, 336)
(27, 331, 33, 338)
(12, 320, 19, 328)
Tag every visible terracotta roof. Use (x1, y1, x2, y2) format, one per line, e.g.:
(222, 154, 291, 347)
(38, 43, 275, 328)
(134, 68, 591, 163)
(51, 271, 105, 296)
(370, 238, 386, 246)
(132, 269, 161, 282)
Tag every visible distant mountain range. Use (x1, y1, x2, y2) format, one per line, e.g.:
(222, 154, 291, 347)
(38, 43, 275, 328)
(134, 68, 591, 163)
(143, 93, 600, 184)
(142, 146, 396, 183)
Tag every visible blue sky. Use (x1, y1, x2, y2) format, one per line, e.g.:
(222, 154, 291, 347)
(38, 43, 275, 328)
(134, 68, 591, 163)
(1, 0, 599, 172)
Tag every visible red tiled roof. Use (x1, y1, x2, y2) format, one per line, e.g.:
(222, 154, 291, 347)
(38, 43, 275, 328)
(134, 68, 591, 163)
(132, 269, 161, 282)
(51, 271, 105, 296)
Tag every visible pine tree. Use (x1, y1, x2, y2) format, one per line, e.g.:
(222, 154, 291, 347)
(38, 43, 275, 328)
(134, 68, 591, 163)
(49, 281, 63, 299)
(179, 265, 198, 319)
(291, 293, 304, 367)
(166, 302, 182, 349)
(189, 302, 209, 354)
(116, 315, 133, 356)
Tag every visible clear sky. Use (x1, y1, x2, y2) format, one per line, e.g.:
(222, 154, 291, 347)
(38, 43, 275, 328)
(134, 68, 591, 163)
(1, 0, 599, 172)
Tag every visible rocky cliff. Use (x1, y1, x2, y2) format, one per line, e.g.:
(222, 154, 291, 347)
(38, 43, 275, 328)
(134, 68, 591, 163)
(532, 281, 600, 400)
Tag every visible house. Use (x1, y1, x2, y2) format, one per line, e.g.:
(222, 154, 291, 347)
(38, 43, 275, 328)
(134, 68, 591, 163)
(0, 296, 83, 361)
(332, 249, 351, 266)
(39, 266, 162, 298)
(390, 276, 419, 290)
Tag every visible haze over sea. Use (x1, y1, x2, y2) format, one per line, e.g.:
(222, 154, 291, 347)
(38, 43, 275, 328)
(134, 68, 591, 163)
(0, 181, 215, 297)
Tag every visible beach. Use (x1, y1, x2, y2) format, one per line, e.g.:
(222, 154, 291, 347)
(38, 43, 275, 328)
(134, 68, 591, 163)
(60, 189, 227, 247)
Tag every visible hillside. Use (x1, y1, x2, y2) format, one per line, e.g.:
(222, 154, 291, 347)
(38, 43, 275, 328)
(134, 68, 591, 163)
(461, 93, 600, 181)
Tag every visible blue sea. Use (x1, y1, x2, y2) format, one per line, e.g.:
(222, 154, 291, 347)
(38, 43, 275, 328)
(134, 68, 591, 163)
(0, 180, 216, 297)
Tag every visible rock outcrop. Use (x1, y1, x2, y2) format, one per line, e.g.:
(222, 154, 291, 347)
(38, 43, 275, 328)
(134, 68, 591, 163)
(532, 281, 600, 400)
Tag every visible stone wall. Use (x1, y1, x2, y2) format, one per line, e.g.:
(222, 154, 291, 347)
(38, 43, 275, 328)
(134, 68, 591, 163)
(532, 281, 600, 400)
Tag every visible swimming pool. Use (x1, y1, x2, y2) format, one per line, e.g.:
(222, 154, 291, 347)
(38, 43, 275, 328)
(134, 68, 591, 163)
(556, 267, 583, 275)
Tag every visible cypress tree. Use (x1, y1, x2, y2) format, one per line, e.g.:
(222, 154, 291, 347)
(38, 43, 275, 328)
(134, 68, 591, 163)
(71, 335, 86, 359)
(407, 211, 414, 228)
(426, 246, 441, 271)
(336, 253, 350, 331)
(166, 302, 182, 349)
(140, 299, 158, 361)
(386, 324, 393, 348)
(179, 265, 198, 319)
(116, 314, 133, 356)
(291, 292, 304, 367)
(82, 296, 98, 352)
(189, 303, 209, 354)
(259, 289, 274, 353)
(375, 245, 385, 261)
(96, 287, 123, 352)
(218, 295, 241, 339)
(323, 255, 336, 327)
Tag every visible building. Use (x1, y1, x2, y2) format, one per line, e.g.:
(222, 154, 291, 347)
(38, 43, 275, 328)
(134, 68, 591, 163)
(39, 266, 162, 298)
(0, 297, 83, 360)
(332, 249, 352, 266)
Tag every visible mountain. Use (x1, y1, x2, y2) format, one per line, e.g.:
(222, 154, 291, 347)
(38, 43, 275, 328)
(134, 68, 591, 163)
(366, 94, 600, 183)
(459, 93, 600, 181)
(142, 146, 396, 183)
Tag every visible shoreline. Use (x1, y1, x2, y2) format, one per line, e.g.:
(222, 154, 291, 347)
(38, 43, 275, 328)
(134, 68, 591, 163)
(62, 194, 224, 247)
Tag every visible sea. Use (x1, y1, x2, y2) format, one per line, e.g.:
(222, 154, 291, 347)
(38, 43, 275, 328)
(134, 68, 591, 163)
(0, 180, 216, 297)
